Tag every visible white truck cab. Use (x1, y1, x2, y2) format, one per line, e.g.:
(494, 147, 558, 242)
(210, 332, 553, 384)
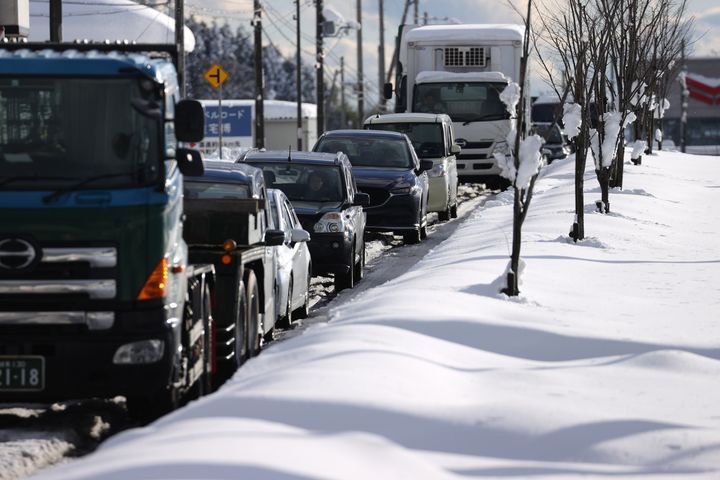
(364, 112, 460, 221)
(390, 24, 529, 189)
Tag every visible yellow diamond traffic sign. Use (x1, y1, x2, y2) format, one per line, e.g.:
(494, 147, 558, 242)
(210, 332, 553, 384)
(204, 64, 229, 89)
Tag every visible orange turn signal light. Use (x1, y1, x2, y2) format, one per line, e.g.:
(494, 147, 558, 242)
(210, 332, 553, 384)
(223, 239, 237, 252)
(137, 257, 168, 300)
(221, 254, 232, 265)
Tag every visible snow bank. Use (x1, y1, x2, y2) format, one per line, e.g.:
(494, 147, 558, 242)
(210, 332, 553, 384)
(33, 150, 720, 479)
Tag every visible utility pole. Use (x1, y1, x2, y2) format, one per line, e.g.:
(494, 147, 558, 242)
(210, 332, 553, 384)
(175, 0, 185, 96)
(296, 0, 303, 150)
(356, 0, 364, 125)
(378, 0, 386, 111)
(50, 0, 62, 43)
(413, 0, 418, 24)
(340, 56, 347, 128)
(423, 11, 428, 25)
(316, 0, 325, 135)
(253, 0, 265, 148)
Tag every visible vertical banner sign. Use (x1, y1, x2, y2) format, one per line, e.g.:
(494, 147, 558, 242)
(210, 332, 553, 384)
(204, 64, 230, 158)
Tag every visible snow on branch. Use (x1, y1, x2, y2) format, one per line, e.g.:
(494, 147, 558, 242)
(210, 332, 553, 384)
(562, 103, 582, 141)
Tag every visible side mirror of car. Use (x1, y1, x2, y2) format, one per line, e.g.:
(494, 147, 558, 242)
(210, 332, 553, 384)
(419, 159, 434, 172)
(383, 82, 394, 100)
(265, 229, 286, 247)
(175, 99, 205, 142)
(176, 148, 204, 177)
(353, 192, 370, 207)
(290, 228, 311, 243)
(450, 144, 462, 154)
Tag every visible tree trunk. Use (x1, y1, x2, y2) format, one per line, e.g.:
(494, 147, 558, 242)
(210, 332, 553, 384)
(572, 135, 587, 241)
(596, 167, 611, 213)
(504, 188, 523, 296)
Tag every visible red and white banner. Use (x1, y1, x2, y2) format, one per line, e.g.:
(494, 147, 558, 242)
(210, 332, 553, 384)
(686, 73, 720, 105)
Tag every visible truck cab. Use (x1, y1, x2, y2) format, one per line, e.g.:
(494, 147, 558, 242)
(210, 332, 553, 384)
(390, 24, 529, 189)
(0, 44, 213, 417)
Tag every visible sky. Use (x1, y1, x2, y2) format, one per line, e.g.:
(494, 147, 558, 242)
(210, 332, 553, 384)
(29, 145, 720, 479)
(183, 0, 720, 106)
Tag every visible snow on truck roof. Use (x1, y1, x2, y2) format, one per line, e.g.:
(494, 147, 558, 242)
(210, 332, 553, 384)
(405, 24, 525, 43)
(363, 112, 453, 125)
(415, 71, 509, 84)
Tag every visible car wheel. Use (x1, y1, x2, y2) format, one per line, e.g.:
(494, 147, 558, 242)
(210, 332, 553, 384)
(420, 215, 428, 240)
(403, 228, 421, 244)
(294, 266, 311, 319)
(438, 205, 451, 222)
(353, 240, 365, 281)
(244, 270, 261, 357)
(335, 247, 355, 291)
(450, 202, 458, 219)
(277, 277, 293, 329)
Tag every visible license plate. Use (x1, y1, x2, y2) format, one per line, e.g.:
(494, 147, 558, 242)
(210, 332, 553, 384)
(0, 356, 44, 391)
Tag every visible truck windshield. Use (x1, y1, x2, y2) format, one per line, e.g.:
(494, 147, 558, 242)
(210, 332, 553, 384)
(413, 82, 510, 123)
(248, 163, 344, 204)
(367, 123, 444, 158)
(0, 78, 160, 189)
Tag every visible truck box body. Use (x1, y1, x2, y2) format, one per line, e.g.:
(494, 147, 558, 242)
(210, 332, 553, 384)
(395, 24, 528, 184)
(0, 47, 212, 408)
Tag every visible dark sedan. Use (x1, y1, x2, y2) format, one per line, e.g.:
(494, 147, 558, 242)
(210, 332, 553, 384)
(313, 130, 433, 244)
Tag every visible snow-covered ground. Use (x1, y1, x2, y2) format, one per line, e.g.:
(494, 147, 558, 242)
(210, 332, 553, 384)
(29, 150, 720, 479)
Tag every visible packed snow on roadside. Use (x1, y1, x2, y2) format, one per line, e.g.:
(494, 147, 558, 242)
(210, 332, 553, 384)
(32, 150, 720, 479)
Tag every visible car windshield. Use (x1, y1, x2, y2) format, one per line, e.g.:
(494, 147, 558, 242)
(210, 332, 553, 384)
(413, 82, 510, 123)
(535, 124, 564, 144)
(367, 123, 444, 158)
(0, 77, 160, 189)
(531, 103, 560, 124)
(316, 137, 413, 168)
(247, 163, 344, 203)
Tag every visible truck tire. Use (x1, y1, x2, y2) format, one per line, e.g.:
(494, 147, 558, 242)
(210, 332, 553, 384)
(335, 247, 355, 292)
(244, 270, 261, 357)
(195, 284, 213, 397)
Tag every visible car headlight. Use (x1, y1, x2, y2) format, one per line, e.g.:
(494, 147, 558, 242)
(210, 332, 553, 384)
(427, 162, 447, 178)
(314, 212, 347, 233)
(391, 186, 411, 194)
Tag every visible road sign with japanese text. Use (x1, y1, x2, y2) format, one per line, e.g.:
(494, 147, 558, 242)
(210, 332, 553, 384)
(204, 64, 229, 89)
(203, 104, 252, 138)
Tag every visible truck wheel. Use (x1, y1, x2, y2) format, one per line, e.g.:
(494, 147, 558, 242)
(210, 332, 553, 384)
(335, 247, 355, 292)
(277, 277, 293, 329)
(353, 241, 365, 282)
(244, 270, 261, 357)
(293, 270, 311, 320)
(197, 284, 213, 396)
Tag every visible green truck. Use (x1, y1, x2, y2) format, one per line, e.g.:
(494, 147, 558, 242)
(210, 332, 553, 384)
(0, 43, 216, 418)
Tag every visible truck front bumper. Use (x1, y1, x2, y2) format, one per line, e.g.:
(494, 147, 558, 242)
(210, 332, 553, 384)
(0, 306, 177, 403)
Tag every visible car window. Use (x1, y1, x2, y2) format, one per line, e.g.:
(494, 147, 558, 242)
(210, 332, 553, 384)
(267, 194, 280, 229)
(184, 181, 250, 200)
(367, 123, 444, 158)
(281, 202, 295, 232)
(316, 137, 413, 168)
(247, 162, 344, 203)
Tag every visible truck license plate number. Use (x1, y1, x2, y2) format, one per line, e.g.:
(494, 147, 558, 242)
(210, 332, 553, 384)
(0, 356, 44, 391)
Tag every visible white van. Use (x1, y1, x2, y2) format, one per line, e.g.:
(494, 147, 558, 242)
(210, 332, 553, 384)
(364, 113, 460, 221)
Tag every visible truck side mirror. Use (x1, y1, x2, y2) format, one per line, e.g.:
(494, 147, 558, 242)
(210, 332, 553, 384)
(265, 229, 286, 247)
(450, 144, 461, 154)
(176, 148, 204, 177)
(383, 82, 393, 100)
(353, 192, 370, 207)
(175, 99, 205, 142)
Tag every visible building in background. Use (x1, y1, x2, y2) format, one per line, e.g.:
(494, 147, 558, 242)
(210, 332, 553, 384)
(198, 100, 317, 156)
(664, 57, 720, 155)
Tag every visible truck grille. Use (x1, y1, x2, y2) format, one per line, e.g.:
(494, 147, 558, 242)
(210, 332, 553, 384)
(444, 47, 485, 68)
(0, 243, 117, 302)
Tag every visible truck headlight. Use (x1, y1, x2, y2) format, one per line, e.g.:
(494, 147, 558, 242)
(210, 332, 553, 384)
(314, 212, 347, 233)
(113, 340, 165, 364)
(427, 162, 447, 178)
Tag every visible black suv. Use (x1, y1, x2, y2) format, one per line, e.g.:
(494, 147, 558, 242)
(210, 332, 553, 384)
(313, 130, 433, 244)
(238, 151, 369, 291)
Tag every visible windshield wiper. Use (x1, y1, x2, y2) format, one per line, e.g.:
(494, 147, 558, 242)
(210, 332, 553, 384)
(462, 113, 510, 126)
(0, 175, 74, 189)
(42, 171, 140, 204)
